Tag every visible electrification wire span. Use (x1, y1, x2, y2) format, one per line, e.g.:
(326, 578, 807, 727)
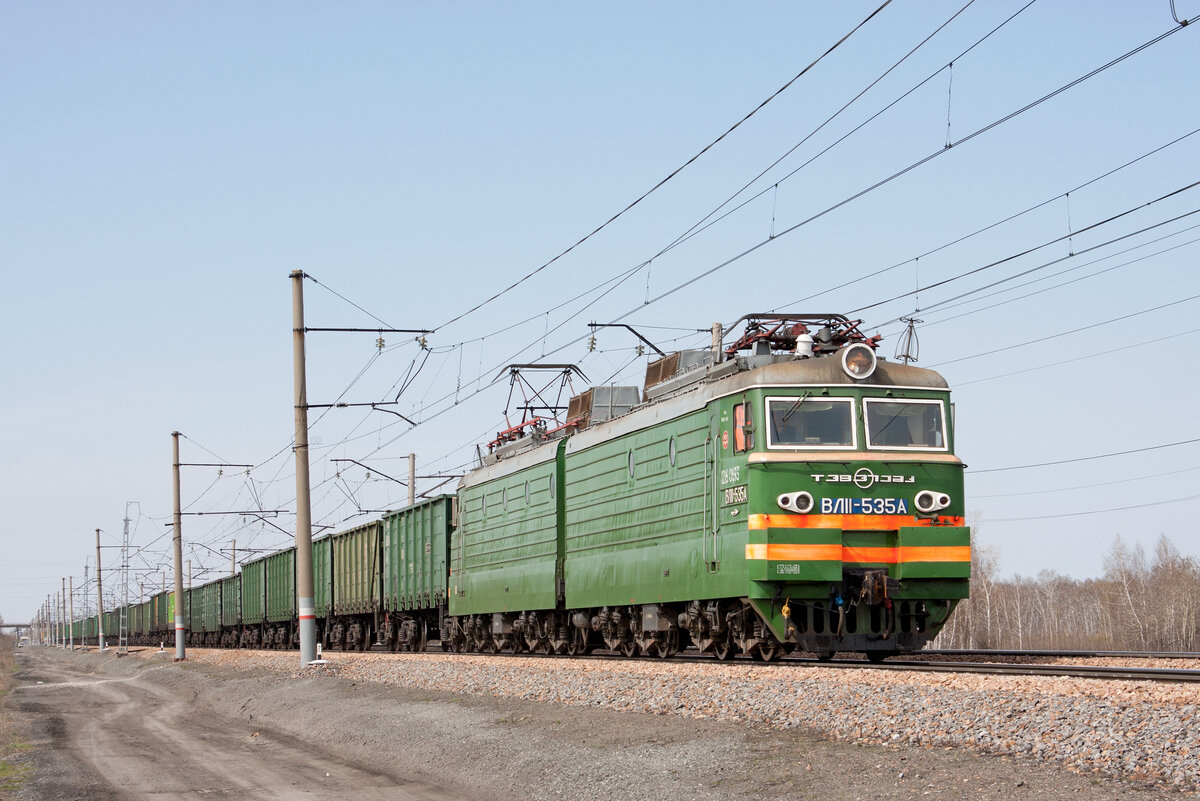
(603, 20, 1200, 336)
(985, 493, 1200, 522)
(435, 0, 895, 332)
(859, 185, 1200, 320)
(251, 10, 1199, 522)
(261, 5, 1130, 483)
(930, 290, 1200, 368)
(781, 125, 1200, 311)
(967, 437, 1200, 474)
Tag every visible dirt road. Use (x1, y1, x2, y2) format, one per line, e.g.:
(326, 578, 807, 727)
(9, 649, 456, 800)
(6, 646, 1178, 800)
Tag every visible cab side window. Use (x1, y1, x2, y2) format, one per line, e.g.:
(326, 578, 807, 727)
(733, 402, 753, 452)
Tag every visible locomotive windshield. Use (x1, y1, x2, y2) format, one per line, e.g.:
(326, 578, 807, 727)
(767, 397, 855, 449)
(864, 398, 947, 450)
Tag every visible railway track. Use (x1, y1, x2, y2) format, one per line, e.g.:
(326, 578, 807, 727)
(334, 641, 1200, 683)
(786, 656, 1200, 683)
(921, 648, 1200, 660)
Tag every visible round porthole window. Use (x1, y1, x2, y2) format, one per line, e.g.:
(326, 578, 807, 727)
(525, 480, 530, 505)
(549, 474, 556, 499)
(481, 494, 487, 517)
(668, 436, 677, 467)
(502, 487, 508, 511)
(628, 450, 635, 479)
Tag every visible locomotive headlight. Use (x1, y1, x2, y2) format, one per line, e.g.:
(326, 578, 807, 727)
(840, 343, 877, 380)
(777, 491, 814, 514)
(915, 490, 952, 513)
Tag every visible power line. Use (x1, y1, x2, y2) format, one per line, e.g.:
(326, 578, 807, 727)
(435, 0, 895, 331)
(651, 0, 1001, 270)
(967, 437, 1200, 474)
(917, 224, 1200, 326)
(263, 14, 1200, 486)
(855, 185, 1200, 318)
(930, 291, 1200, 368)
(954, 324, 1200, 386)
(781, 126, 1200, 311)
(985, 493, 1200, 522)
(613, 22, 1200, 329)
(973, 465, 1200, 498)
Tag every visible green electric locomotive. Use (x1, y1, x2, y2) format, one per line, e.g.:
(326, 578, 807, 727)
(446, 314, 969, 661)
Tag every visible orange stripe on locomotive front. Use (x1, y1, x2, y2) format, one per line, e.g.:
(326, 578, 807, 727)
(748, 512, 966, 530)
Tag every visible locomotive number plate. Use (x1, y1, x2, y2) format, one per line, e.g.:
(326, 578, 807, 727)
(723, 485, 748, 505)
(820, 497, 909, 515)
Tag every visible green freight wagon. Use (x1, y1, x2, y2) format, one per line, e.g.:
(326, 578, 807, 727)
(219, 574, 241, 647)
(201, 582, 220, 637)
(328, 521, 381, 650)
(381, 496, 453, 651)
(187, 587, 203, 644)
(201, 580, 221, 645)
(138, 599, 152, 642)
(265, 548, 295, 649)
(312, 535, 332, 645)
(240, 556, 267, 648)
(152, 590, 171, 644)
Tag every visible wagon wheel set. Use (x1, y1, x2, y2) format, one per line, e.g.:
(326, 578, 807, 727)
(314, 615, 432, 653)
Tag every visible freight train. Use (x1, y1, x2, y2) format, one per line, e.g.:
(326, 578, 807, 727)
(64, 314, 970, 662)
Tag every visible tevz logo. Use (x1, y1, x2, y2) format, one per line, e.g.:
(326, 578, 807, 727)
(811, 468, 914, 489)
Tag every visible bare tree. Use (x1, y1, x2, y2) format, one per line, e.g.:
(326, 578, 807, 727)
(932, 533, 1198, 651)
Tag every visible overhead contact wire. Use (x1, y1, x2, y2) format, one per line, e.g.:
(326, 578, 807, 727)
(435, 0, 895, 331)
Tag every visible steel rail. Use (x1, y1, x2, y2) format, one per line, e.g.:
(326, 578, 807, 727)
(784, 657, 1200, 683)
(918, 648, 1200, 660)
(155, 643, 1200, 684)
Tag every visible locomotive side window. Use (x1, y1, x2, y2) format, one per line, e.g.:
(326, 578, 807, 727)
(733, 404, 744, 451)
(864, 399, 947, 450)
(766, 397, 855, 449)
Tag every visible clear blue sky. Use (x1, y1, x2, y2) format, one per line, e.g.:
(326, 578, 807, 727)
(3, 1, 1199, 624)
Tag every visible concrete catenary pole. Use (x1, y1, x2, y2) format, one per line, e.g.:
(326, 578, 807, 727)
(291, 270, 317, 665)
(408, 453, 416, 506)
(172, 431, 186, 661)
(231, 539, 236, 575)
(68, 576, 75, 651)
(60, 582, 66, 648)
(96, 528, 106, 651)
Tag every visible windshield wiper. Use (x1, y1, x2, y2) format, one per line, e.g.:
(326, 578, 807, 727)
(780, 392, 812, 424)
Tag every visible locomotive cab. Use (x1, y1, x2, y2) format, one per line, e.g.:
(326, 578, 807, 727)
(711, 315, 969, 659)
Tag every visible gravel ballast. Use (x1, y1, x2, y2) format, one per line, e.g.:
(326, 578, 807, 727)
(137, 647, 1200, 792)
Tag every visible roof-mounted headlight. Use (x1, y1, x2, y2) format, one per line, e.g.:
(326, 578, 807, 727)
(840, 343, 877, 380)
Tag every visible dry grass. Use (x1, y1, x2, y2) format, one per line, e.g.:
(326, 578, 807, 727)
(0, 634, 29, 796)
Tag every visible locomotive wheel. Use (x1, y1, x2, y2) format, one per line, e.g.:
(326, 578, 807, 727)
(713, 639, 736, 661)
(657, 630, 679, 659)
(759, 641, 784, 662)
(619, 640, 639, 658)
